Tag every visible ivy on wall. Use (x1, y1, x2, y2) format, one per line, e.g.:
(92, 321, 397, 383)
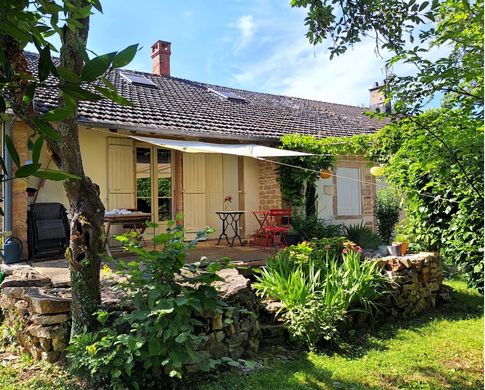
(278, 133, 372, 216)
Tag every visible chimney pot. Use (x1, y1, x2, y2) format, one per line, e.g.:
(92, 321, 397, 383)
(151, 40, 171, 76)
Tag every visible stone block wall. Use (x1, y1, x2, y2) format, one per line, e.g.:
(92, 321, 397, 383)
(0, 266, 261, 364)
(257, 159, 282, 211)
(375, 252, 446, 317)
(197, 269, 261, 359)
(0, 264, 70, 363)
(12, 121, 30, 258)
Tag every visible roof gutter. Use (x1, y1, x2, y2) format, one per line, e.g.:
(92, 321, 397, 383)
(77, 119, 281, 144)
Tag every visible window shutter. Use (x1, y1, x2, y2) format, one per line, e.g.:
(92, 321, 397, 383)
(336, 167, 361, 216)
(107, 138, 135, 210)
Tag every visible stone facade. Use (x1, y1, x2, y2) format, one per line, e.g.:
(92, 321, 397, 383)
(11, 121, 30, 258)
(257, 159, 282, 211)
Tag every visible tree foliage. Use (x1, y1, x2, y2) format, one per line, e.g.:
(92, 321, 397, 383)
(290, 0, 483, 290)
(1, 0, 139, 334)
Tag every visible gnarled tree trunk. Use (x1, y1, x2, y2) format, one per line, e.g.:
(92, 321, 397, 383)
(45, 3, 105, 337)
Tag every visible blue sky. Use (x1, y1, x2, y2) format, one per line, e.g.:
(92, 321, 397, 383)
(30, 0, 399, 106)
(80, 0, 393, 106)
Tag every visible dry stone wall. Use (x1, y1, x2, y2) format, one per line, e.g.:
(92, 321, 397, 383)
(374, 251, 447, 318)
(0, 265, 261, 364)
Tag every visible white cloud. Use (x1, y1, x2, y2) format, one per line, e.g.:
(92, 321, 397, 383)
(230, 35, 388, 106)
(232, 15, 256, 54)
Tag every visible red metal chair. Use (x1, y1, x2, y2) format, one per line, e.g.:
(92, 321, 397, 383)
(263, 209, 292, 247)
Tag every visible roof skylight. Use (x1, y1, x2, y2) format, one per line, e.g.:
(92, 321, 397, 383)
(120, 72, 158, 88)
(208, 88, 246, 102)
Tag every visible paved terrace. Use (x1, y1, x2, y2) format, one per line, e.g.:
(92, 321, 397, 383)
(30, 240, 273, 285)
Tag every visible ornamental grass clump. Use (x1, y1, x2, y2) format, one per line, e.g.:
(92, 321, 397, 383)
(254, 244, 390, 349)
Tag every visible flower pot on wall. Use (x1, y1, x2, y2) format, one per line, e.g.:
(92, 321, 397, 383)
(387, 243, 402, 257)
(378, 245, 389, 256)
(393, 241, 408, 255)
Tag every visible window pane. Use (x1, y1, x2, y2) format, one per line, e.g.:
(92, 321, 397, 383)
(158, 198, 172, 221)
(136, 147, 151, 213)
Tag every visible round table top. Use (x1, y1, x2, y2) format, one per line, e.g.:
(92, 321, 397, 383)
(215, 210, 245, 214)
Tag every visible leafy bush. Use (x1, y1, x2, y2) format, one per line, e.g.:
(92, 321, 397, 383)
(343, 222, 382, 250)
(370, 110, 484, 291)
(67, 222, 229, 389)
(254, 247, 389, 349)
(374, 188, 401, 244)
(291, 214, 342, 241)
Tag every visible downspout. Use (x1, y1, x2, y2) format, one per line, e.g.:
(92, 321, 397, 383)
(3, 118, 12, 236)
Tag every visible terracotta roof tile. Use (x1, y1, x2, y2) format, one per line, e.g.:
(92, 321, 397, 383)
(25, 52, 384, 141)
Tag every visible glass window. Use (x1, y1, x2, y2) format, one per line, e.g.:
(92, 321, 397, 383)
(136, 147, 151, 214)
(157, 149, 172, 221)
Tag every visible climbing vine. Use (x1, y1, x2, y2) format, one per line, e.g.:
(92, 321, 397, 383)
(278, 133, 372, 216)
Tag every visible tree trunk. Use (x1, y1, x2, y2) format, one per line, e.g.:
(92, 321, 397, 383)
(45, 4, 105, 337)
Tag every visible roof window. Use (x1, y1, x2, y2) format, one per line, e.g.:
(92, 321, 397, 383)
(120, 72, 158, 88)
(208, 88, 246, 102)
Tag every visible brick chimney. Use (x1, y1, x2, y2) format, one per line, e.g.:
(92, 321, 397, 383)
(151, 40, 171, 76)
(369, 81, 391, 113)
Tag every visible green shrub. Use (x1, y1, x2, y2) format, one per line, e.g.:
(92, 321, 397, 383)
(254, 249, 390, 349)
(291, 214, 342, 241)
(67, 222, 229, 389)
(343, 222, 382, 250)
(374, 188, 401, 244)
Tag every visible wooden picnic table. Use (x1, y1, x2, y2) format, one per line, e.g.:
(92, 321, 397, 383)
(102, 212, 151, 256)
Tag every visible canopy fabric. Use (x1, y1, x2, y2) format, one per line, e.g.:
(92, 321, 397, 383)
(130, 136, 313, 158)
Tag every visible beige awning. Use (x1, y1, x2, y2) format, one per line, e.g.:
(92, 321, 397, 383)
(130, 136, 313, 158)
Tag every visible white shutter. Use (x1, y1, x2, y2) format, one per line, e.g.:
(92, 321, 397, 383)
(107, 138, 135, 209)
(183, 153, 207, 234)
(336, 167, 361, 216)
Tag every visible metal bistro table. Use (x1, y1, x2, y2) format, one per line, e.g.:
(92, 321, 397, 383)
(102, 212, 152, 256)
(215, 211, 245, 247)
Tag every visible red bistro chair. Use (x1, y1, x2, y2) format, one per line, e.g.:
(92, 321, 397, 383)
(263, 209, 292, 247)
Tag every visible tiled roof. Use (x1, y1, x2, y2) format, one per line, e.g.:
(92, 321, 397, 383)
(26, 52, 384, 142)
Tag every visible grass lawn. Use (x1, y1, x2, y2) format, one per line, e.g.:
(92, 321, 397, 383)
(198, 280, 483, 390)
(0, 280, 482, 389)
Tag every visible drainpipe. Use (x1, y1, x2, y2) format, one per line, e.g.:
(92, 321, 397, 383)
(3, 119, 12, 236)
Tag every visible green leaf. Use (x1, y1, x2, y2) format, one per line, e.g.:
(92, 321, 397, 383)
(112, 44, 139, 68)
(0, 96, 5, 113)
(41, 108, 74, 121)
(31, 137, 44, 164)
(15, 163, 42, 178)
(148, 338, 162, 356)
(0, 21, 31, 42)
(80, 52, 116, 82)
(31, 118, 60, 140)
(38, 46, 52, 81)
(60, 84, 103, 101)
(5, 134, 20, 167)
(32, 169, 79, 181)
(94, 86, 133, 106)
(56, 67, 81, 83)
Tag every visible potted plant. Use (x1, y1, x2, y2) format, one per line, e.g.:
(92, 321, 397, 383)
(393, 233, 409, 256)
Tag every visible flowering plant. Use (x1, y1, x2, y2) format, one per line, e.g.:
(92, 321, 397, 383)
(223, 195, 232, 210)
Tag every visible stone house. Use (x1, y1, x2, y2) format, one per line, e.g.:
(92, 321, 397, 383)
(3, 40, 386, 256)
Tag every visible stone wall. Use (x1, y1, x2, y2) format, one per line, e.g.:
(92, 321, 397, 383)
(0, 265, 261, 364)
(257, 159, 282, 210)
(0, 264, 70, 363)
(375, 252, 446, 318)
